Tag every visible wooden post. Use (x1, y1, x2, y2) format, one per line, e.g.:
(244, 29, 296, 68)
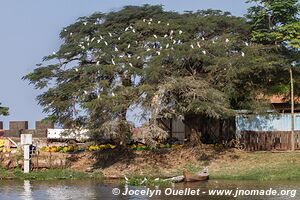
(290, 67, 295, 151)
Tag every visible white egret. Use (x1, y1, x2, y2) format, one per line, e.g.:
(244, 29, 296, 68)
(167, 23, 170, 26)
(157, 51, 161, 55)
(96, 61, 100, 65)
(170, 30, 174, 35)
(127, 54, 132, 58)
(158, 21, 161, 24)
(104, 41, 108, 46)
(129, 63, 133, 67)
(190, 44, 194, 49)
(153, 34, 157, 38)
(148, 22, 151, 25)
(124, 176, 129, 184)
(140, 177, 147, 185)
(225, 38, 229, 43)
(166, 43, 169, 48)
(149, 18, 153, 22)
(241, 52, 245, 57)
(164, 34, 168, 38)
(108, 32, 112, 37)
(75, 68, 79, 72)
(83, 22, 87, 26)
(137, 56, 141, 59)
(127, 44, 131, 49)
(143, 19, 146, 22)
(202, 50, 206, 55)
(115, 47, 118, 52)
(173, 40, 176, 44)
(132, 29, 136, 33)
(179, 30, 183, 35)
(125, 27, 129, 31)
(70, 32, 73, 36)
(245, 42, 249, 46)
(97, 40, 101, 43)
(197, 42, 201, 48)
(91, 37, 95, 42)
(202, 37, 205, 41)
(111, 59, 115, 65)
(118, 37, 121, 41)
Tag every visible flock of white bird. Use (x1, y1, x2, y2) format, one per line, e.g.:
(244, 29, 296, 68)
(56, 18, 247, 65)
(53, 18, 249, 97)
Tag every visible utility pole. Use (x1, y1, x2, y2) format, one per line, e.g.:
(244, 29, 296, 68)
(290, 66, 295, 151)
(290, 61, 297, 151)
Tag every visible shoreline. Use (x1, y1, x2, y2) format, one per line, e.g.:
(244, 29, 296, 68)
(1, 147, 300, 182)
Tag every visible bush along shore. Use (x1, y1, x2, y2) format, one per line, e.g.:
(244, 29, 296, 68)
(1, 146, 300, 182)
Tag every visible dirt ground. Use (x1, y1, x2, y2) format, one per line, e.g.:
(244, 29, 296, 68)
(68, 145, 243, 178)
(67, 145, 300, 180)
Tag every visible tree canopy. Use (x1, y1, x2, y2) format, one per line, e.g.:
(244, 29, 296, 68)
(246, 0, 300, 48)
(0, 103, 9, 116)
(24, 5, 299, 142)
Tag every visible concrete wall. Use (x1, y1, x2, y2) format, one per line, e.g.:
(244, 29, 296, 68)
(0, 120, 53, 138)
(9, 121, 28, 130)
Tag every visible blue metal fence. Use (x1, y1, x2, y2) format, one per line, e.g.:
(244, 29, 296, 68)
(236, 113, 300, 132)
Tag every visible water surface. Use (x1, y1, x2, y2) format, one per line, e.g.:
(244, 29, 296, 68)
(0, 179, 298, 199)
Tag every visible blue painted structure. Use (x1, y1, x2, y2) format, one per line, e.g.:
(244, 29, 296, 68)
(236, 113, 300, 132)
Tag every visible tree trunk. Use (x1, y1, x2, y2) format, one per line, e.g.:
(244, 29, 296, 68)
(189, 128, 202, 147)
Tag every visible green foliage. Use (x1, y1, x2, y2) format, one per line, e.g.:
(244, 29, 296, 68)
(24, 5, 298, 141)
(0, 168, 103, 180)
(0, 102, 9, 116)
(247, 0, 300, 48)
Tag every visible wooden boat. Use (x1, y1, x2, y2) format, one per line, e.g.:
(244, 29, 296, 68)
(183, 167, 209, 182)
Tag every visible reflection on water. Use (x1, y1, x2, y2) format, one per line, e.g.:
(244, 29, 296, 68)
(22, 180, 32, 200)
(0, 179, 298, 200)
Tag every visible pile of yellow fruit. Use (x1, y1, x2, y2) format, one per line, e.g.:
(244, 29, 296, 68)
(0, 139, 11, 153)
(129, 144, 147, 150)
(0, 147, 11, 153)
(40, 145, 77, 153)
(88, 144, 116, 151)
(0, 139, 4, 147)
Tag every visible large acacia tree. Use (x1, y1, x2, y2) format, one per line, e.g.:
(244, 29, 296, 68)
(24, 5, 295, 143)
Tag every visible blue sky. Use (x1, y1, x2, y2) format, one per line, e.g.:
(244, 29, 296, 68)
(0, 0, 250, 129)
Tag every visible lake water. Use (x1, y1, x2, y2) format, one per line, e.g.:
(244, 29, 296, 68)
(0, 179, 298, 200)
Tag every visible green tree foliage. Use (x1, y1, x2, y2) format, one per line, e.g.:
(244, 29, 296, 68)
(0, 103, 9, 116)
(247, 0, 300, 96)
(246, 0, 300, 48)
(24, 5, 296, 141)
